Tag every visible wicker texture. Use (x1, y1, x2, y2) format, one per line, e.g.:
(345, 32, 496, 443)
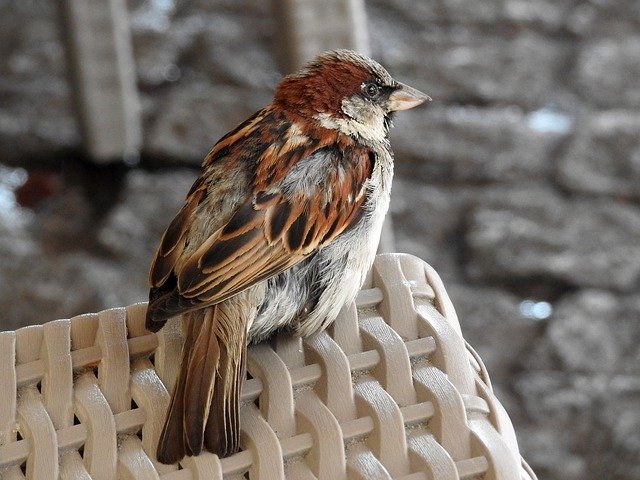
(0, 254, 536, 479)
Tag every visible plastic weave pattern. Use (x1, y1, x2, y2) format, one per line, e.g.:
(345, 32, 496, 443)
(0, 254, 536, 479)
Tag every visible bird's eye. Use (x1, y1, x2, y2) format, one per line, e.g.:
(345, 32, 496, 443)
(363, 83, 380, 99)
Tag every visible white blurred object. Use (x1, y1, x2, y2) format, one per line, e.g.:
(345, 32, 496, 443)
(527, 108, 573, 134)
(520, 300, 553, 320)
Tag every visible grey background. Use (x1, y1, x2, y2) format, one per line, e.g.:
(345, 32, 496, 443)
(1, 1, 639, 478)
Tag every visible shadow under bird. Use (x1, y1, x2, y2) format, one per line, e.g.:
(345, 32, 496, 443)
(145, 49, 430, 464)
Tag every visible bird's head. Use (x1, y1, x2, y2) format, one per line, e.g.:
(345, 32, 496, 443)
(274, 49, 430, 143)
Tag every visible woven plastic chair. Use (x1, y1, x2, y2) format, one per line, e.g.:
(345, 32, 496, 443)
(0, 253, 536, 479)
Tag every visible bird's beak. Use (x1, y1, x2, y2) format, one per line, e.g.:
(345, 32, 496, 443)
(388, 82, 431, 111)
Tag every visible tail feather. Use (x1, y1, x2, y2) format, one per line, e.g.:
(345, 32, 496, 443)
(156, 302, 249, 464)
(183, 308, 220, 456)
(156, 311, 201, 464)
(204, 332, 246, 457)
(156, 361, 188, 464)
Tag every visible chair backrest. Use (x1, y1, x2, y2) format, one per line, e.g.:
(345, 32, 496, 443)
(0, 253, 536, 479)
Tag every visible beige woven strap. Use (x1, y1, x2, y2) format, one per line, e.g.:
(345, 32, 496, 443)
(0, 253, 536, 479)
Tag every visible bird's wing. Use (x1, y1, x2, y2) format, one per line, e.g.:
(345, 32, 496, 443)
(148, 106, 272, 293)
(146, 124, 374, 325)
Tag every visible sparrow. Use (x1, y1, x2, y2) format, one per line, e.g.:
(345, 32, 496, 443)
(145, 49, 430, 464)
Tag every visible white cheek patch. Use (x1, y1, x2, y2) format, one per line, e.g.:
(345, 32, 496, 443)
(315, 107, 389, 145)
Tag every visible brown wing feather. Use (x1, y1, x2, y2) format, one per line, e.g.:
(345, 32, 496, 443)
(172, 148, 373, 309)
(149, 183, 207, 287)
(146, 109, 374, 328)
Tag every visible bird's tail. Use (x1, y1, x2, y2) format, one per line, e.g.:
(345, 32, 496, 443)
(156, 304, 247, 464)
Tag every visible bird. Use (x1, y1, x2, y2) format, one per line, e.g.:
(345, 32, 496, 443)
(145, 49, 430, 464)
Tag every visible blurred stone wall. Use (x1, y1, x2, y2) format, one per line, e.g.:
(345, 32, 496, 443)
(1, 0, 639, 478)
